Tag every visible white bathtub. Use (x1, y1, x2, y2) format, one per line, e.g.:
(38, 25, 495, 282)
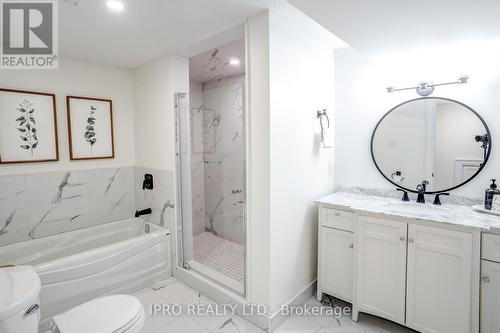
(0, 218, 171, 320)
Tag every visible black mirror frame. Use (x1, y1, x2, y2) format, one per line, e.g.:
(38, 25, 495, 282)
(370, 96, 492, 194)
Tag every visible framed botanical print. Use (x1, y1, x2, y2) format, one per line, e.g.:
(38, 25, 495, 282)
(67, 96, 115, 160)
(0, 88, 59, 164)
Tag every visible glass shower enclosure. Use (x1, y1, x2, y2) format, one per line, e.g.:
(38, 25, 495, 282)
(175, 75, 246, 294)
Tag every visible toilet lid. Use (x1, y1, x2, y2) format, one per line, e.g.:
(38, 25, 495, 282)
(53, 295, 144, 333)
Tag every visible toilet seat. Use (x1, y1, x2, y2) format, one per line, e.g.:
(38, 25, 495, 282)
(52, 295, 144, 333)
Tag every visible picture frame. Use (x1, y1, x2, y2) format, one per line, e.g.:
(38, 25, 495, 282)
(67, 96, 115, 160)
(0, 88, 59, 164)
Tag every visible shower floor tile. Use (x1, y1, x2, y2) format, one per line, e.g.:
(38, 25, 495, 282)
(193, 232, 244, 283)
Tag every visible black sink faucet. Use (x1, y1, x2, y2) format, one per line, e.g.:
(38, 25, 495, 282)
(416, 180, 429, 203)
(397, 188, 409, 201)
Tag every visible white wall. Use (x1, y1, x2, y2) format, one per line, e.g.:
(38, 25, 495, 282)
(0, 59, 135, 176)
(267, 2, 336, 312)
(246, 10, 272, 310)
(335, 46, 500, 198)
(133, 55, 189, 171)
(247, 3, 337, 314)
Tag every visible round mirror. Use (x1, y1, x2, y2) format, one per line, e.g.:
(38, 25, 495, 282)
(371, 97, 492, 194)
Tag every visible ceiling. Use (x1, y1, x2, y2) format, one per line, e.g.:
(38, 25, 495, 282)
(189, 38, 245, 84)
(288, 0, 500, 64)
(59, 0, 268, 68)
(59, 0, 500, 70)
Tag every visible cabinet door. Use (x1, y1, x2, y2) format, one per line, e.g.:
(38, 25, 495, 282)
(319, 227, 354, 302)
(356, 216, 407, 325)
(406, 224, 472, 333)
(481, 260, 500, 333)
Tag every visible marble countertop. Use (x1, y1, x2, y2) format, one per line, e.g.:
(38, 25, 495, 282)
(316, 192, 500, 232)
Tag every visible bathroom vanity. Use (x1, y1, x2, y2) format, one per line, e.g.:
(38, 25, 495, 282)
(316, 192, 500, 333)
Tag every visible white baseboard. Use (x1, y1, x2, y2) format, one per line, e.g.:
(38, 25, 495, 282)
(268, 280, 317, 332)
(175, 266, 316, 332)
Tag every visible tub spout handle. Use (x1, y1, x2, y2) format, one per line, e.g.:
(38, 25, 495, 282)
(135, 208, 152, 218)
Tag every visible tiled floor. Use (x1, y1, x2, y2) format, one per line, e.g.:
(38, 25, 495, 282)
(131, 278, 416, 333)
(131, 278, 261, 333)
(193, 232, 244, 282)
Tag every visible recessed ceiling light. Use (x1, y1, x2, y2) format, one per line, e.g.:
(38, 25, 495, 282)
(229, 58, 240, 66)
(106, 0, 124, 12)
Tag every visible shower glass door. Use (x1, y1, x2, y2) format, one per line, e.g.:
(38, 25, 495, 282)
(175, 82, 246, 294)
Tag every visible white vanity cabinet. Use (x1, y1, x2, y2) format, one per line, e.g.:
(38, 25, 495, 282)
(481, 233, 500, 333)
(356, 219, 475, 333)
(406, 224, 473, 333)
(317, 198, 481, 333)
(317, 207, 354, 303)
(319, 227, 354, 302)
(480, 260, 500, 333)
(355, 218, 476, 333)
(355, 215, 407, 325)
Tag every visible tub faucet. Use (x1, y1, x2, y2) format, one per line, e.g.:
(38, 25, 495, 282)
(135, 208, 152, 217)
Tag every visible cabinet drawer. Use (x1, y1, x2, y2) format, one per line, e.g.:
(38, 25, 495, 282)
(320, 206, 354, 231)
(482, 233, 500, 263)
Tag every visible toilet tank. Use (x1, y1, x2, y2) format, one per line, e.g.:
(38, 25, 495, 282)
(0, 266, 41, 333)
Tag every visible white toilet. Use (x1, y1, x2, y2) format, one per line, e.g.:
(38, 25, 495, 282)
(0, 266, 145, 333)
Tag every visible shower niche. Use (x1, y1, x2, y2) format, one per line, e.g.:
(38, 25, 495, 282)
(176, 37, 246, 294)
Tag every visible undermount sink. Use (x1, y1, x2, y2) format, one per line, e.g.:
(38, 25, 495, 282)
(384, 203, 447, 216)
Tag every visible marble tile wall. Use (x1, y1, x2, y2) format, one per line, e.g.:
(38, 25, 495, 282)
(0, 176, 28, 245)
(0, 166, 175, 247)
(135, 167, 175, 229)
(188, 75, 245, 244)
(0, 167, 135, 247)
(189, 88, 206, 236)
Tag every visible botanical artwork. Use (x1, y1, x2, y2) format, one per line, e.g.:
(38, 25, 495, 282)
(16, 99, 38, 156)
(67, 96, 114, 160)
(0, 88, 58, 164)
(84, 105, 97, 151)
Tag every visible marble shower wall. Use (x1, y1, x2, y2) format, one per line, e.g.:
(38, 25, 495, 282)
(189, 87, 206, 235)
(189, 75, 245, 244)
(0, 166, 176, 247)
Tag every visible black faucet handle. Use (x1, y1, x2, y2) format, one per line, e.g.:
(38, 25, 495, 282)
(416, 184, 426, 203)
(135, 208, 152, 218)
(397, 188, 409, 202)
(433, 193, 450, 205)
(143, 174, 154, 190)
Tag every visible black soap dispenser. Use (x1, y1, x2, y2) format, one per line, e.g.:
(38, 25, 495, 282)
(485, 179, 500, 210)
